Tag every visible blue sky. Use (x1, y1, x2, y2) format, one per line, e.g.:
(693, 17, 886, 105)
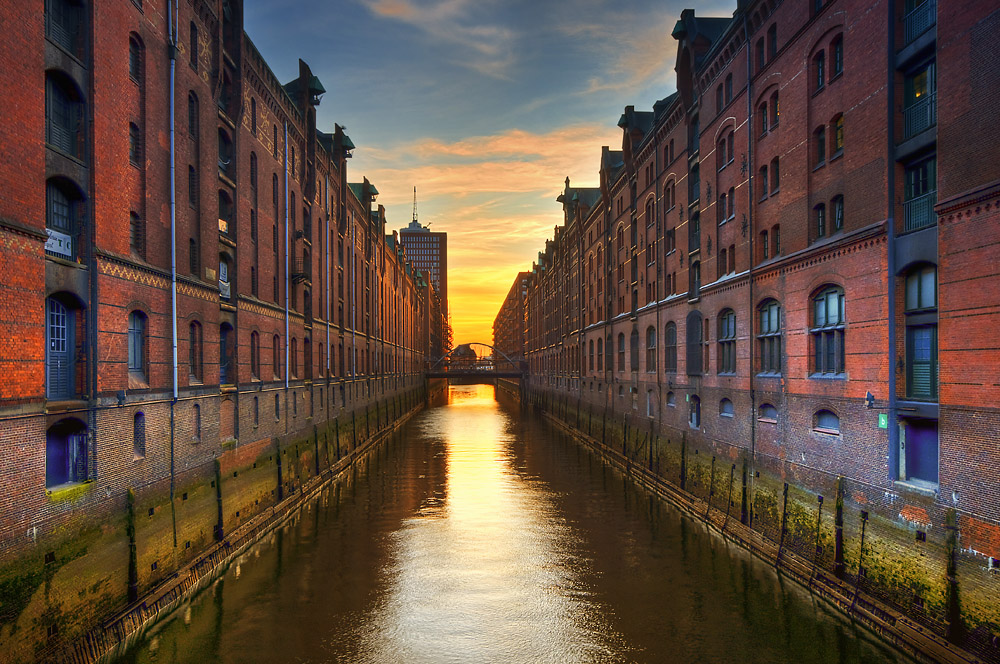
(245, 0, 732, 344)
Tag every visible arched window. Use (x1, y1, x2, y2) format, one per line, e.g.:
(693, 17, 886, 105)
(304, 337, 312, 380)
(718, 309, 736, 374)
(770, 157, 780, 193)
(129, 122, 142, 165)
(664, 322, 677, 373)
(193, 403, 201, 441)
(188, 320, 202, 382)
(46, 418, 88, 487)
(250, 331, 260, 378)
(253, 396, 259, 427)
(187, 91, 199, 138)
(813, 51, 825, 91)
(46, 72, 85, 158)
(725, 73, 733, 104)
(758, 403, 778, 421)
(250, 97, 257, 135)
(129, 35, 143, 83)
(189, 22, 199, 69)
(629, 328, 640, 372)
(689, 395, 701, 428)
(291, 337, 298, 378)
(274, 393, 280, 420)
(130, 211, 144, 259)
(588, 339, 594, 371)
(814, 125, 826, 165)
(716, 84, 724, 114)
(219, 323, 234, 384)
(832, 195, 845, 232)
(831, 35, 844, 78)
(720, 398, 734, 417)
(218, 253, 232, 299)
(814, 409, 840, 433)
(666, 390, 676, 407)
(128, 311, 147, 381)
(218, 189, 233, 235)
(617, 332, 625, 372)
(646, 390, 656, 418)
(686, 310, 704, 376)
(831, 114, 844, 156)
(646, 326, 657, 372)
(46, 179, 84, 260)
(757, 299, 782, 374)
(815, 203, 827, 238)
(597, 337, 603, 371)
(767, 24, 777, 59)
(133, 412, 146, 459)
(770, 91, 779, 128)
(218, 128, 233, 176)
(811, 286, 846, 375)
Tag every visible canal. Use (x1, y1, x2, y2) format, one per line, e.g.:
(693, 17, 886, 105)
(119, 384, 912, 663)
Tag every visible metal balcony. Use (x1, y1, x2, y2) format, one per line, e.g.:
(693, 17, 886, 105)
(291, 257, 311, 284)
(903, 190, 937, 232)
(903, 93, 936, 139)
(903, 0, 935, 46)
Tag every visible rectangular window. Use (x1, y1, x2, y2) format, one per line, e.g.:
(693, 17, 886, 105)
(906, 325, 937, 399)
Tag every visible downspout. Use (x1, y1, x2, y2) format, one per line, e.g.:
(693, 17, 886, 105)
(284, 122, 289, 437)
(325, 174, 331, 399)
(351, 210, 356, 381)
(167, 0, 179, 547)
(886, 0, 899, 477)
(743, 11, 757, 524)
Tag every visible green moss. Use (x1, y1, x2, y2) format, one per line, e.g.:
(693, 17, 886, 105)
(46, 481, 95, 504)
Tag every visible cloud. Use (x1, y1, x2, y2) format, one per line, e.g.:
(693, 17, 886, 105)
(359, 0, 518, 79)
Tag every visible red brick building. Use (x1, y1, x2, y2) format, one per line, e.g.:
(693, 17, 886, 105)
(0, 0, 432, 655)
(492, 271, 529, 372)
(511, 0, 1000, 655)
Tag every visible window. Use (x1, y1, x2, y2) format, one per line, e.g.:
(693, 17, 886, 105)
(756, 38, 765, 72)
(666, 391, 676, 407)
(815, 126, 826, 165)
(188, 166, 198, 207)
(758, 403, 778, 421)
(250, 97, 257, 136)
(133, 412, 146, 459)
(273, 125, 279, 159)
(664, 323, 677, 372)
(690, 260, 701, 299)
(47, 0, 85, 57)
(689, 395, 701, 428)
(193, 403, 201, 441)
(273, 334, 281, 379)
(253, 397, 259, 427)
(904, 157, 937, 231)
(767, 24, 777, 59)
(589, 339, 594, 371)
(129, 36, 143, 82)
(832, 115, 844, 156)
(250, 331, 260, 379)
(220, 323, 234, 384)
(770, 92, 779, 128)
(597, 337, 603, 371)
(832, 196, 844, 232)
(832, 35, 843, 78)
(814, 51, 825, 91)
(45, 419, 88, 487)
(720, 398, 734, 417)
(189, 22, 198, 70)
(128, 311, 147, 381)
(757, 299, 781, 374)
(647, 390, 656, 418)
(814, 410, 840, 433)
(189, 237, 198, 276)
(772, 225, 781, 256)
(46, 73, 85, 158)
(728, 187, 735, 219)
(218, 128, 233, 175)
(759, 166, 768, 199)
(760, 230, 769, 262)
(717, 84, 724, 114)
(686, 310, 703, 376)
(129, 123, 142, 165)
(759, 103, 769, 136)
(291, 337, 299, 378)
(718, 309, 736, 374)
(812, 286, 846, 375)
(46, 179, 82, 260)
(718, 192, 727, 225)
(189, 321, 202, 381)
(646, 326, 657, 373)
(274, 393, 280, 421)
(130, 212, 144, 258)
(725, 74, 733, 104)
(905, 265, 937, 400)
(218, 190, 233, 235)
(904, 62, 936, 139)
(617, 332, 625, 372)
(187, 92, 199, 139)
(770, 157, 780, 193)
(815, 204, 827, 238)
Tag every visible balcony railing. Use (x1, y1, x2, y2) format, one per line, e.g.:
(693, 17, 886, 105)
(292, 257, 311, 284)
(904, 190, 937, 232)
(903, 0, 935, 46)
(903, 92, 936, 139)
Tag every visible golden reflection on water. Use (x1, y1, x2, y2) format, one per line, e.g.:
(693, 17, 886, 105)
(363, 384, 620, 663)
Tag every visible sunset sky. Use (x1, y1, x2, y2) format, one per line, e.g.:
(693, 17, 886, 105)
(245, 0, 732, 345)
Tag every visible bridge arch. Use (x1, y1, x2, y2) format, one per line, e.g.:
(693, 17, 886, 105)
(429, 342, 520, 371)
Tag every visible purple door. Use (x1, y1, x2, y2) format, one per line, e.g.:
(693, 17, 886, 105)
(906, 420, 938, 484)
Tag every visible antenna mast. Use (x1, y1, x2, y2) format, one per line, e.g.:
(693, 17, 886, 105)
(412, 186, 418, 225)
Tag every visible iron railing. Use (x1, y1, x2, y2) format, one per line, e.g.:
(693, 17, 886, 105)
(903, 92, 936, 139)
(903, 0, 935, 46)
(904, 190, 937, 232)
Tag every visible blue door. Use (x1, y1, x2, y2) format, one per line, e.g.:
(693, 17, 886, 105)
(906, 420, 938, 484)
(46, 298, 74, 399)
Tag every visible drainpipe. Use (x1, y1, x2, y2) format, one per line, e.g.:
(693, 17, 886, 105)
(886, 0, 900, 479)
(351, 210, 357, 381)
(325, 174, 331, 394)
(743, 11, 757, 524)
(284, 122, 289, 436)
(167, 0, 179, 547)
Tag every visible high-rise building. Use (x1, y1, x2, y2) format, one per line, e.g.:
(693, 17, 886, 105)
(400, 219, 448, 317)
